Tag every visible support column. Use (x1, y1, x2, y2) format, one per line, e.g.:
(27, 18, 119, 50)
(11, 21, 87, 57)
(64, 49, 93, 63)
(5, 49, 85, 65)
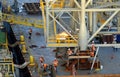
(46, 1, 49, 42)
(88, 0, 93, 33)
(93, 12, 97, 34)
(79, 0, 88, 50)
(89, 12, 92, 34)
(118, 17, 120, 31)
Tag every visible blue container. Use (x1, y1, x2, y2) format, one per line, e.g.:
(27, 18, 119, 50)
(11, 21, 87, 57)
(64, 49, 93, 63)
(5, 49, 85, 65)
(116, 34, 120, 43)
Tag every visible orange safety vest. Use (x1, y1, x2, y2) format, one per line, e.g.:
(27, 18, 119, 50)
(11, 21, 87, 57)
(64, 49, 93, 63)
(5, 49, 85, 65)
(90, 52, 94, 57)
(43, 64, 47, 69)
(91, 44, 96, 52)
(53, 60, 58, 67)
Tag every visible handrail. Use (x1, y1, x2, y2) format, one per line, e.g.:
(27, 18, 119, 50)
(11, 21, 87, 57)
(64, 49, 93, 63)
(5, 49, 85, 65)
(1, 13, 44, 28)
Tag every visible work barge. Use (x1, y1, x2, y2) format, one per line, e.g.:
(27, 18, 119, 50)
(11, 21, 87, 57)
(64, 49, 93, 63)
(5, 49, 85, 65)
(1, 0, 120, 77)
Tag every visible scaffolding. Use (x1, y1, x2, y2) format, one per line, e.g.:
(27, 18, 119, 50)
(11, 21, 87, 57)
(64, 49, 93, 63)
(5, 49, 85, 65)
(41, 0, 120, 48)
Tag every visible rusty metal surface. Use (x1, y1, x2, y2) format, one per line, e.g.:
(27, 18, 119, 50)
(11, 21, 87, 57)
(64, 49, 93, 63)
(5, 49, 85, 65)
(24, 3, 41, 14)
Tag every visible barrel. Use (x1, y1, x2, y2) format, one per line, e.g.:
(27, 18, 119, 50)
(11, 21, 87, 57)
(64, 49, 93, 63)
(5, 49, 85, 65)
(116, 34, 120, 43)
(102, 34, 113, 44)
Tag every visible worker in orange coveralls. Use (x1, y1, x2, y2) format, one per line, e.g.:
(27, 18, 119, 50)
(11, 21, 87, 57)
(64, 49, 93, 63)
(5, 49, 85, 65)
(90, 41, 96, 57)
(53, 58, 58, 72)
(43, 63, 48, 72)
(67, 48, 73, 56)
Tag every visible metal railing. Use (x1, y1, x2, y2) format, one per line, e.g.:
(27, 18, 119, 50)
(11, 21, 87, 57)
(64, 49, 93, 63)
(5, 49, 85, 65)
(1, 13, 44, 28)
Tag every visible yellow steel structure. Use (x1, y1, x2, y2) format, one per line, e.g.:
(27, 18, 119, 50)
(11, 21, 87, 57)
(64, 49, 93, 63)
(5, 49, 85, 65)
(40, 0, 120, 48)
(0, 51, 14, 77)
(97, 13, 106, 24)
(40, 0, 79, 47)
(0, 60, 14, 77)
(1, 13, 43, 28)
(51, 0, 65, 8)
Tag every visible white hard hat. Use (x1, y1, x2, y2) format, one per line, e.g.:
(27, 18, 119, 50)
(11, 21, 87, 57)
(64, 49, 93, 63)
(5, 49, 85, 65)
(92, 41, 94, 43)
(68, 48, 70, 50)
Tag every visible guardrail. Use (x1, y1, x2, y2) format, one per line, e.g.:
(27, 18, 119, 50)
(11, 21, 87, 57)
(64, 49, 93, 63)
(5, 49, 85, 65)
(1, 13, 44, 28)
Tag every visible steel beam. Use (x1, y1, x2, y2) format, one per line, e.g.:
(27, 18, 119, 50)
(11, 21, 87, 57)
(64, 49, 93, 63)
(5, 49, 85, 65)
(93, 12, 97, 34)
(66, 11, 80, 25)
(85, 0, 92, 8)
(88, 44, 120, 47)
(49, 0, 57, 8)
(90, 47, 99, 71)
(98, 31, 120, 34)
(86, 9, 120, 12)
(46, 1, 50, 42)
(49, 13, 78, 42)
(49, 8, 120, 12)
(88, 10, 119, 43)
(74, 0, 81, 8)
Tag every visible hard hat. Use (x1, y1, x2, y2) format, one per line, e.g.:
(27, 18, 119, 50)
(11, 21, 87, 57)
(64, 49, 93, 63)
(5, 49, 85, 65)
(68, 48, 70, 50)
(92, 41, 94, 44)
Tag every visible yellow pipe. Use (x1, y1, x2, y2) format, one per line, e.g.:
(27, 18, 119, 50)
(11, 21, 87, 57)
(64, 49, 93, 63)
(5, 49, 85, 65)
(40, 1, 47, 41)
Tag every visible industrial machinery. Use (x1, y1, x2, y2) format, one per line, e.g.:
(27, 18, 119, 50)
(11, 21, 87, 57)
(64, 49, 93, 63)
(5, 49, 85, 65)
(0, 0, 120, 77)
(0, 25, 14, 77)
(11, 0, 19, 13)
(40, 0, 120, 74)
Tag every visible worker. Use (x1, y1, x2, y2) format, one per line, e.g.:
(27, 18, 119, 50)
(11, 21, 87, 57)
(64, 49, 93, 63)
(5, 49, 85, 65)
(71, 64, 77, 77)
(43, 63, 48, 72)
(67, 48, 73, 56)
(90, 41, 96, 57)
(90, 51, 94, 57)
(53, 58, 58, 72)
(91, 41, 96, 52)
(28, 28, 32, 39)
(39, 56, 45, 67)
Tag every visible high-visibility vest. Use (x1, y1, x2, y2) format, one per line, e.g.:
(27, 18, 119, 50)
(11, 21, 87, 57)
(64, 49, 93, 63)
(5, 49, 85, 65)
(53, 60, 58, 67)
(43, 64, 47, 69)
(91, 44, 95, 52)
(90, 52, 94, 57)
